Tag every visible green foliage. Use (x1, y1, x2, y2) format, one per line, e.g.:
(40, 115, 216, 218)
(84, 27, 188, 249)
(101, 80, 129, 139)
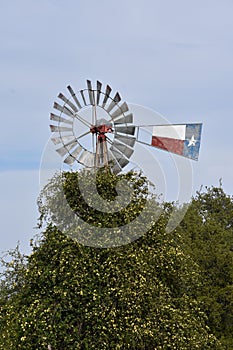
(0, 228, 219, 349)
(177, 185, 233, 349)
(37, 169, 158, 248)
(38, 169, 149, 229)
(0, 244, 27, 301)
(0, 171, 223, 349)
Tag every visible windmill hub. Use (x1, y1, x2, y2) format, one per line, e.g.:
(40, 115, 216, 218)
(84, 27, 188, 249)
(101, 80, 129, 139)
(90, 118, 113, 143)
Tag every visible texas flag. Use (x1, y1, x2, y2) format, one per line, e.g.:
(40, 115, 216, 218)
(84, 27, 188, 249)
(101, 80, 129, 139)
(151, 123, 202, 160)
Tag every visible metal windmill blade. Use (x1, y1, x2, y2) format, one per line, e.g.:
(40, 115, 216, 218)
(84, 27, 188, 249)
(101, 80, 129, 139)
(49, 79, 202, 174)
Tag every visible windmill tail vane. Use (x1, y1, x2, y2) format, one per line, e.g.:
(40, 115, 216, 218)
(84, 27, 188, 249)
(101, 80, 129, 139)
(134, 123, 202, 161)
(49, 79, 202, 173)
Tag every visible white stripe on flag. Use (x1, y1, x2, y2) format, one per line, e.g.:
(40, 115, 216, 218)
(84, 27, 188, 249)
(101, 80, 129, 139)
(152, 125, 186, 140)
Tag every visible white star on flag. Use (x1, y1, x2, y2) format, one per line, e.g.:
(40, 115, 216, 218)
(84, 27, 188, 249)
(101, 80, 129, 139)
(188, 135, 196, 147)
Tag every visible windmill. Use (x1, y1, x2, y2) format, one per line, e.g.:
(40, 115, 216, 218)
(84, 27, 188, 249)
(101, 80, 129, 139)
(50, 80, 202, 173)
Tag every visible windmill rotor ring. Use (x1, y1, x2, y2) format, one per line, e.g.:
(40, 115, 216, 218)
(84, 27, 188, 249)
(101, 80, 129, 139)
(50, 80, 136, 174)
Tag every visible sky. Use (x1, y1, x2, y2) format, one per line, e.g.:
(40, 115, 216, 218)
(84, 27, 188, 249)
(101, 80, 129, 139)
(1, 0, 233, 256)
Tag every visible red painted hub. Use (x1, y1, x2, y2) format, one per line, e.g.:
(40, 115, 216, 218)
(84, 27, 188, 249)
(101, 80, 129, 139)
(90, 124, 113, 143)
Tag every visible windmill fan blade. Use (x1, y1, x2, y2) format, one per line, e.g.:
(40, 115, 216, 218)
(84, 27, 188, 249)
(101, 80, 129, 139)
(110, 144, 127, 159)
(50, 125, 73, 133)
(110, 146, 129, 168)
(115, 126, 135, 135)
(117, 157, 129, 168)
(114, 92, 121, 103)
(53, 102, 75, 118)
(102, 85, 112, 108)
(105, 92, 121, 113)
(111, 141, 134, 159)
(50, 113, 72, 125)
(108, 150, 122, 174)
(51, 136, 63, 145)
(85, 153, 95, 167)
(64, 146, 83, 165)
(80, 90, 87, 106)
(64, 156, 75, 165)
(78, 149, 88, 164)
(114, 113, 133, 125)
(108, 149, 122, 174)
(78, 150, 94, 166)
(115, 134, 136, 147)
(96, 80, 102, 105)
(86, 80, 92, 90)
(110, 102, 129, 119)
(67, 85, 82, 109)
(86, 80, 95, 105)
(51, 135, 74, 145)
(111, 162, 122, 174)
(56, 140, 78, 157)
(58, 93, 78, 113)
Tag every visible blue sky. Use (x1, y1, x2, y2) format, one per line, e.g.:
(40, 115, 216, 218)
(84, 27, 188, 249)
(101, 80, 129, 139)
(1, 0, 233, 255)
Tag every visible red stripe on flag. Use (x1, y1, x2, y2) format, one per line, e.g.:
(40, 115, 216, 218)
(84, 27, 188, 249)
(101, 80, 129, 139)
(151, 136, 184, 155)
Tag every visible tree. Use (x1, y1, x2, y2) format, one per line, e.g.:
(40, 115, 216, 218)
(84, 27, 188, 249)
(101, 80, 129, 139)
(0, 171, 220, 349)
(177, 185, 233, 349)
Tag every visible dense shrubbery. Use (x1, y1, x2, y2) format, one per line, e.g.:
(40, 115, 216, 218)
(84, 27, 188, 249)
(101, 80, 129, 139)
(0, 170, 232, 349)
(176, 185, 233, 349)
